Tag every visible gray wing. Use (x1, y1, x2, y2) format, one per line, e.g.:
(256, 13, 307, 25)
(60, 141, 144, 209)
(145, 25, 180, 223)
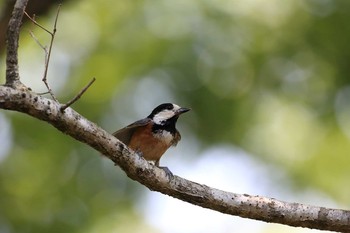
(112, 118, 151, 145)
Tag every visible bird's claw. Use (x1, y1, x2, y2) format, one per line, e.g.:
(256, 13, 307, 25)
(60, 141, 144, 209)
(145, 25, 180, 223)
(136, 153, 173, 180)
(158, 166, 174, 180)
(135, 149, 143, 158)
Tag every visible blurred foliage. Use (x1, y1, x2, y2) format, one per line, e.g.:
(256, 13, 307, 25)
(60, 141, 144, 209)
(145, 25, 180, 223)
(1, 0, 350, 232)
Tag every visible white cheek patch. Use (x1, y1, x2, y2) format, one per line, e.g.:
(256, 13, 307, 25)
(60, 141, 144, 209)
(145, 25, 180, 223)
(153, 110, 175, 125)
(172, 104, 180, 111)
(154, 130, 174, 145)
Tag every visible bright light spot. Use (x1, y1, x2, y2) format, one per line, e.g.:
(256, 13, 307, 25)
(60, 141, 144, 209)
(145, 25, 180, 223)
(131, 73, 175, 117)
(244, 94, 326, 163)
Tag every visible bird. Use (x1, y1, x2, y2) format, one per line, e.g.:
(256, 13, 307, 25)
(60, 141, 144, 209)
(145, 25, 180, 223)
(112, 103, 190, 178)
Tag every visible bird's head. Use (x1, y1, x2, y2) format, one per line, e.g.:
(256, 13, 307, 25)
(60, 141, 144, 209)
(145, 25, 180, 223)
(148, 103, 190, 126)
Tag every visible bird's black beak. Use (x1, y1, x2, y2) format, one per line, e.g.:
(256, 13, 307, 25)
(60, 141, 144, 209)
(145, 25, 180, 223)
(176, 107, 191, 115)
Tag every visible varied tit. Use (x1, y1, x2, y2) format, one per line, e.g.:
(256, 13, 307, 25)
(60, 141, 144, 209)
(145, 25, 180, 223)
(113, 103, 190, 178)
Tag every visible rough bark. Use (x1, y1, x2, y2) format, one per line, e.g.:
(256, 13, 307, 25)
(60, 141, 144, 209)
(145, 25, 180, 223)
(5, 0, 28, 87)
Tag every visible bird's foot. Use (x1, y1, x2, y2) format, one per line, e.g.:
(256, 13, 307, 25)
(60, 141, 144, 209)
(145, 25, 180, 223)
(135, 149, 144, 158)
(158, 166, 174, 180)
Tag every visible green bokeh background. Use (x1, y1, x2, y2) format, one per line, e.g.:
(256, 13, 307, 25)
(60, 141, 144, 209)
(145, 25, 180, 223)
(1, 0, 350, 232)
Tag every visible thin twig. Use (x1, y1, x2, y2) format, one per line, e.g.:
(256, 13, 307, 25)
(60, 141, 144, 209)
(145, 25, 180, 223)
(24, 5, 62, 102)
(28, 30, 47, 51)
(60, 77, 96, 112)
(44, 4, 60, 82)
(24, 11, 52, 34)
(37, 91, 51, 95)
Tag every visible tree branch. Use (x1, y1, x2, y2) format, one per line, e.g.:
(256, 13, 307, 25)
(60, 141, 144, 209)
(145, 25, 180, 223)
(0, 86, 349, 232)
(5, 0, 29, 88)
(2, 0, 350, 232)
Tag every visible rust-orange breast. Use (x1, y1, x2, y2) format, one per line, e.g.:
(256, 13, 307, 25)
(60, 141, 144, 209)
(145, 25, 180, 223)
(128, 124, 171, 162)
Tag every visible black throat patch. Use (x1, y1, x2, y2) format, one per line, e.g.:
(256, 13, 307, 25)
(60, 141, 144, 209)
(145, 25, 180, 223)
(151, 116, 179, 135)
